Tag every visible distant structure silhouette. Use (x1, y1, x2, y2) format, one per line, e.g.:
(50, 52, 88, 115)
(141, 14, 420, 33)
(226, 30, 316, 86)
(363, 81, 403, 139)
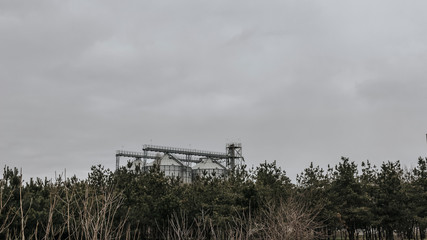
(115, 143, 244, 183)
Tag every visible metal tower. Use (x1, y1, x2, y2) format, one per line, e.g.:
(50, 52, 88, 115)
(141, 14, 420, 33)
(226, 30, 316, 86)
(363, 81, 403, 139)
(226, 143, 244, 169)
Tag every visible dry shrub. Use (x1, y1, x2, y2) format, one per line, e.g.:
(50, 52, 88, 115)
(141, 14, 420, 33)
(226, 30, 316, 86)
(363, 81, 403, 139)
(164, 210, 212, 240)
(253, 197, 324, 240)
(165, 197, 323, 240)
(2, 180, 130, 240)
(61, 183, 128, 240)
(0, 179, 16, 235)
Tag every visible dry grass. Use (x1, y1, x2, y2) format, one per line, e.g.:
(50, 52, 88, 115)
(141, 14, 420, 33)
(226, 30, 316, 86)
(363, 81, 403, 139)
(1, 179, 131, 240)
(164, 197, 324, 240)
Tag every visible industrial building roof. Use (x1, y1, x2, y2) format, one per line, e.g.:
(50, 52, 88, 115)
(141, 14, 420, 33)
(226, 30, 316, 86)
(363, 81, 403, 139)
(192, 158, 226, 170)
(146, 153, 184, 166)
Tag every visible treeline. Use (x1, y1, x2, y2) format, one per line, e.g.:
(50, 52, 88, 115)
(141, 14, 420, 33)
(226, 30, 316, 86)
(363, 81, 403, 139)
(0, 157, 426, 240)
(297, 157, 427, 240)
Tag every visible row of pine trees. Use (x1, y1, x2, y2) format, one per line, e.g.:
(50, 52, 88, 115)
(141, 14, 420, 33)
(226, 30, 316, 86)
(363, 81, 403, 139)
(1, 157, 427, 239)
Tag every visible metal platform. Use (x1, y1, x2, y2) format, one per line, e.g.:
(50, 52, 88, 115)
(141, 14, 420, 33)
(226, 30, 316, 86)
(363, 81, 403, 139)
(143, 145, 229, 159)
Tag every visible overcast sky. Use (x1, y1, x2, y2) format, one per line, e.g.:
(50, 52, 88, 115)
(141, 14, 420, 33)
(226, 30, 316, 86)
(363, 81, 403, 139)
(2, 1, 427, 181)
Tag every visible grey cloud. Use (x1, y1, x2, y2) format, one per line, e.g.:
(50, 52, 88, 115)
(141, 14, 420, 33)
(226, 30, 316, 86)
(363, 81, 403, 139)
(2, 1, 427, 180)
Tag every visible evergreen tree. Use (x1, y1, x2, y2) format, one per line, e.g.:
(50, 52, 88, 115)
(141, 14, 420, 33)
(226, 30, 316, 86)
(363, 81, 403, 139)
(330, 157, 368, 240)
(412, 157, 427, 239)
(376, 161, 408, 240)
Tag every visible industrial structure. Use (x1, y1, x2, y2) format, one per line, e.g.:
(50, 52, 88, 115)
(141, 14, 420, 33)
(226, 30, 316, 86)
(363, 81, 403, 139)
(115, 143, 243, 182)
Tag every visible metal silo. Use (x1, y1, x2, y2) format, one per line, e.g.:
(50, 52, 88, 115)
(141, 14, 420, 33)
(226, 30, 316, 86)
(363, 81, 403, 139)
(192, 158, 227, 178)
(145, 153, 192, 183)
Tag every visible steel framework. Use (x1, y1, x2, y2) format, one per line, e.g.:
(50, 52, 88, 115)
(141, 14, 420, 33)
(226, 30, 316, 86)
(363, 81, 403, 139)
(115, 143, 243, 170)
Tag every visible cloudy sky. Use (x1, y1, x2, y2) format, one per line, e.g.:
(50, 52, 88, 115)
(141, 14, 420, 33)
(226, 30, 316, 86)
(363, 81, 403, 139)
(1, 1, 427, 181)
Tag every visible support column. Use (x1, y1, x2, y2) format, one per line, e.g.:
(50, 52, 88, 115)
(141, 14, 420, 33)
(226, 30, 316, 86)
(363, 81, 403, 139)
(116, 155, 120, 170)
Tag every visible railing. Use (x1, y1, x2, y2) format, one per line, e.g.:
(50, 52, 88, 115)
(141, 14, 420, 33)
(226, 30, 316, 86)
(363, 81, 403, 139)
(143, 145, 228, 159)
(116, 150, 203, 163)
